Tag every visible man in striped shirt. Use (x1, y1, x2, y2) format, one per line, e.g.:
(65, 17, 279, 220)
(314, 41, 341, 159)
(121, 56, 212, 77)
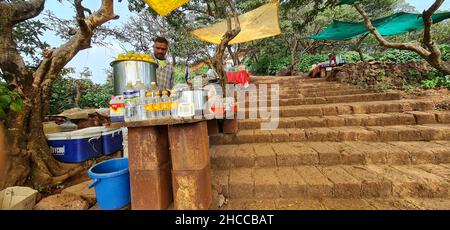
(152, 37, 174, 90)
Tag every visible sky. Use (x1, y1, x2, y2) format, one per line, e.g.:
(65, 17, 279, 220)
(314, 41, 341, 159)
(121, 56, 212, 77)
(39, 0, 450, 84)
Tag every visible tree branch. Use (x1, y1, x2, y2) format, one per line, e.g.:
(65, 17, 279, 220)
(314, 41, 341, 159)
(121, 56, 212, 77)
(354, 1, 449, 75)
(74, 0, 90, 35)
(422, 0, 444, 58)
(11, 0, 46, 24)
(354, 3, 431, 58)
(35, 0, 119, 116)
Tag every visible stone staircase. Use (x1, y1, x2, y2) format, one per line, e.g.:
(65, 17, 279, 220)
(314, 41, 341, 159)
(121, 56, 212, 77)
(209, 76, 450, 210)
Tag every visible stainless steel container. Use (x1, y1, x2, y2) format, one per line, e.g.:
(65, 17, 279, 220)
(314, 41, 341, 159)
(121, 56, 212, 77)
(110, 60, 158, 96)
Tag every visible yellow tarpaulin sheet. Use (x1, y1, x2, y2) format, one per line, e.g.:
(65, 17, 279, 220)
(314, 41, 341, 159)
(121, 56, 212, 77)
(143, 0, 190, 16)
(190, 0, 281, 45)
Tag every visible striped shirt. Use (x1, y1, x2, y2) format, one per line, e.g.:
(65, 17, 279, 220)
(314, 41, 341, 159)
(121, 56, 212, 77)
(151, 54, 174, 90)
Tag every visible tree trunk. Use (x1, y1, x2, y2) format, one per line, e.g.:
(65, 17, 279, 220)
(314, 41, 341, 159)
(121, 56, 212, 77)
(212, 0, 241, 91)
(4, 88, 86, 189)
(75, 80, 82, 108)
(357, 48, 365, 62)
(290, 39, 299, 75)
(0, 0, 118, 190)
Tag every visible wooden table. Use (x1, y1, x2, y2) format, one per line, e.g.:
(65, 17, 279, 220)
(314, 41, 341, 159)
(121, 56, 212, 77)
(110, 118, 212, 210)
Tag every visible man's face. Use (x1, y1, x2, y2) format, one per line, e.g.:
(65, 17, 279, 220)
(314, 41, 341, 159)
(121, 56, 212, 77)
(154, 42, 168, 60)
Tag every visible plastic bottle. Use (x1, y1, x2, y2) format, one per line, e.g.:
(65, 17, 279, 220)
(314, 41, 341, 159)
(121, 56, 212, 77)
(109, 96, 125, 122)
(124, 82, 137, 121)
(150, 82, 158, 96)
(134, 81, 147, 121)
(145, 92, 155, 119)
(153, 91, 162, 118)
(135, 80, 146, 98)
(169, 89, 178, 118)
(124, 93, 135, 122)
(161, 90, 170, 117)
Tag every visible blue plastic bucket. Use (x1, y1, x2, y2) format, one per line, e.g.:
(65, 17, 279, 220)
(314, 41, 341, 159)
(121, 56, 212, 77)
(88, 158, 130, 210)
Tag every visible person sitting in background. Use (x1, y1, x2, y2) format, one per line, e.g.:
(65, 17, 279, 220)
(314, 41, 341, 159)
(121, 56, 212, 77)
(328, 52, 337, 65)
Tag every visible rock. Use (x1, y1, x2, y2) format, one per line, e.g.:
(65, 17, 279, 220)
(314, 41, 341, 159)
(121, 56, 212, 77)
(61, 180, 97, 206)
(33, 193, 89, 210)
(43, 122, 61, 134)
(58, 108, 94, 120)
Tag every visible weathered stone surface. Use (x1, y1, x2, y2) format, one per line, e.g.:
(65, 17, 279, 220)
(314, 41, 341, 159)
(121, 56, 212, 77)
(210, 76, 450, 210)
(254, 168, 280, 198)
(321, 199, 376, 210)
(61, 180, 96, 206)
(34, 193, 89, 210)
(319, 166, 361, 198)
(229, 168, 254, 198)
(295, 166, 333, 199)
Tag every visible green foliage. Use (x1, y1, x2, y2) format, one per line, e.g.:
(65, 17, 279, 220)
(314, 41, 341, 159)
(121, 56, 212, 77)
(79, 80, 114, 109)
(173, 67, 187, 84)
(378, 49, 422, 63)
(13, 19, 50, 66)
(377, 45, 450, 64)
(192, 65, 209, 76)
(297, 54, 328, 72)
(49, 69, 114, 115)
(0, 83, 24, 120)
(337, 51, 375, 63)
(440, 44, 450, 61)
(420, 69, 450, 89)
(421, 78, 440, 89)
(247, 53, 290, 75)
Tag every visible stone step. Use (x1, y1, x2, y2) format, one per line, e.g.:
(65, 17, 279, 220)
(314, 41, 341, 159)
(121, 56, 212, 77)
(253, 79, 329, 85)
(212, 164, 450, 199)
(284, 84, 361, 91)
(295, 89, 370, 97)
(210, 141, 450, 169)
(241, 92, 401, 107)
(251, 89, 369, 99)
(279, 86, 361, 94)
(251, 77, 327, 84)
(247, 84, 363, 93)
(209, 124, 450, 145)
(238, 111, 450, 130)
(217, 197, 450, 210)
(240, 99, 436, 118)
(253, 83, 360, 91)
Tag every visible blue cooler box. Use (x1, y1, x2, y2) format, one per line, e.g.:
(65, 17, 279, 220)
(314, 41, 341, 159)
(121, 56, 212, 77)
(102, 128, 123, 155)
(46, 127, 105, 163)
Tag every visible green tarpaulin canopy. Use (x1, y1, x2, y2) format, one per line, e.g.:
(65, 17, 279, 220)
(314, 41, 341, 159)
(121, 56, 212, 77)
(308, 12, 450, 41)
